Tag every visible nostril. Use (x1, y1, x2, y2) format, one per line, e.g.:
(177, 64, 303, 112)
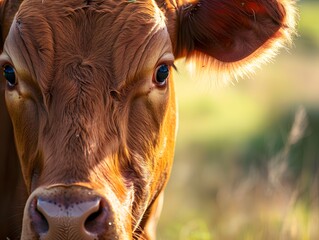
(85, 205, 102, 231)
(84, 199, 109, 234)
(30, 198, 49, 234)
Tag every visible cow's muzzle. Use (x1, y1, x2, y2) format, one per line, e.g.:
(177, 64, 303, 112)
(23, 185, 119, 240)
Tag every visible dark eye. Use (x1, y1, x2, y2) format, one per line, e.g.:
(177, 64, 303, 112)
(3, 65, 17, 87)
(155, 64, 169, 86)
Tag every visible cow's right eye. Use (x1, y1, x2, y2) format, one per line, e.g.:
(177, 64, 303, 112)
(155, 64, 169, 87)
(3, 65, 17, 87)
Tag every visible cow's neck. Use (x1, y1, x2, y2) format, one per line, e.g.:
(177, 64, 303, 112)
(0, 88, 28, 238)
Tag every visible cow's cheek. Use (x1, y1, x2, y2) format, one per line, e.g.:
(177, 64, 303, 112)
(148, 85, 174, 178)
(5, 89, 40, 188)
(152, 80, 176, 180)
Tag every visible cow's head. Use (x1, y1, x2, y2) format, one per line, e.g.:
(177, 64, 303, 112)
(0, 0, 296, 239)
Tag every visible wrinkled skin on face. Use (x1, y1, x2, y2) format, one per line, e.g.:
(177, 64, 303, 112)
(0, 0, 296, 239)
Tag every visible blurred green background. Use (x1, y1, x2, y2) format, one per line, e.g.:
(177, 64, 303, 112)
(157, 1, 319, 239)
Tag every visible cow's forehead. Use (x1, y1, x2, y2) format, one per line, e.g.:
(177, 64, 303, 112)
(9, 0, 170, 90)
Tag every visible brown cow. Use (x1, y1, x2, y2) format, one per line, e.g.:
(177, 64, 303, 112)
(0, 0, 296, 239)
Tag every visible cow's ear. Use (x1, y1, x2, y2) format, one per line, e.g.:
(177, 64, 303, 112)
(164, 0, 297, 82)
(0, 0, 23, 52)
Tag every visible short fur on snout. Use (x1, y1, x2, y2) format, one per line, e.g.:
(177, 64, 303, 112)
(0, 0, 297, 239)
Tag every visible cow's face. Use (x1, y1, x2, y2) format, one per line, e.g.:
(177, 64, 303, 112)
(0, 0, 296, 239)
(2, 0, 176, 238)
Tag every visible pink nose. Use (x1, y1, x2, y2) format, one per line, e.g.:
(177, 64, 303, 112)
(29, 186, 112, 239)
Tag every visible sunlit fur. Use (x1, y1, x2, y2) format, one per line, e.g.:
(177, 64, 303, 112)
(176, 0, 298, 85)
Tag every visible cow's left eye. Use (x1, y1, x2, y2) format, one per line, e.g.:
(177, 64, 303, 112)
(3, 65, 17, 87)
(155, 64, 169, 86)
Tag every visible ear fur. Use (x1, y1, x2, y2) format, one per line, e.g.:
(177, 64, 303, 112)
(0, 0, 23, 52)
(0, 0, 6, 50)
(174, 0, 298, 84)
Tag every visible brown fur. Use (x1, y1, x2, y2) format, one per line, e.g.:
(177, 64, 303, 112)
(0, 0, 296, 239)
